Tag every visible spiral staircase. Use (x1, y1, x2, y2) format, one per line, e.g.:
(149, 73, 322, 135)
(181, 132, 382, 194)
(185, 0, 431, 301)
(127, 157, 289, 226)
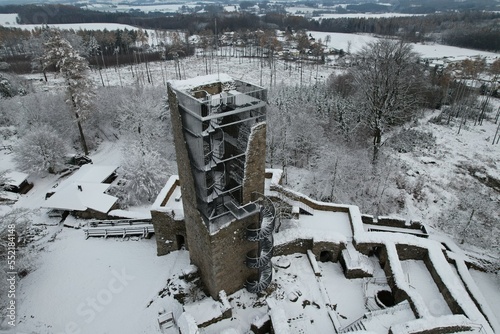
(245, 195, 276, 293)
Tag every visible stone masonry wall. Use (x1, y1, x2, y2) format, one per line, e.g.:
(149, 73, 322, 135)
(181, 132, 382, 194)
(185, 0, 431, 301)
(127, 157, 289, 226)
(242, 122, 267, 204)
(211, 214, 259, 297)
(151, 210, 186, 256)
(311, 241, 345, 262)
(168, 83, 261, 299)
(168, 84, 219, 298)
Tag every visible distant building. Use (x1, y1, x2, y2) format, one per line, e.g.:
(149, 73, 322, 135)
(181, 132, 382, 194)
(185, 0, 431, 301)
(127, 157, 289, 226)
(153, 74, 273, 298)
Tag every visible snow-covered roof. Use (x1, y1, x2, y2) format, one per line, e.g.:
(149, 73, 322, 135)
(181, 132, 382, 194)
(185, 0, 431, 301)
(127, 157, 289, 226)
(168, 73, 234, 92)
(151, 175, 184, 220)
(43, 165, 118, 213)
(4, 171, 29, 187)
(44, 182, 117, 213)
(64, 164, 117, 184)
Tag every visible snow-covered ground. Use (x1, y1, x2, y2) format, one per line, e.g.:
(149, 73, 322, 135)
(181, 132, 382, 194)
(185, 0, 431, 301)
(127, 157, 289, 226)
(13, 226, 190, 334)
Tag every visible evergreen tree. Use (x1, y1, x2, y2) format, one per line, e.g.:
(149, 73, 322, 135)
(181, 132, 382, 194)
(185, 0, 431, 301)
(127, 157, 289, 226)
(42, 29, 94, 155)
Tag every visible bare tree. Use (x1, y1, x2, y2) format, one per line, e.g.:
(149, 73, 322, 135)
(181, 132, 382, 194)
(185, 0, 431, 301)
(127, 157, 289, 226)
(350, 39, 423, 161)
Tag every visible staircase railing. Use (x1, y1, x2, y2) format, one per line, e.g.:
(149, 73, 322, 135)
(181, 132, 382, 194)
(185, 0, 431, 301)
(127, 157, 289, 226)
(245, 194, 276, 293)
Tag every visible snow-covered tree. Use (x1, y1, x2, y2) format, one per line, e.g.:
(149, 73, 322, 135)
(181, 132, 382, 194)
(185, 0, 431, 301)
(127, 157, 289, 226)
(115, 86, 171, 154)
(112, 147, 171, 206)
(0, 73, 27, 98)
(0, 170, 12, 194)
(13, 125, 68, 174)
(42, 29, 95, 155)
(100, 86, 174, 206)
(14, 92, 74, 140)
(349, 39, 423, 161)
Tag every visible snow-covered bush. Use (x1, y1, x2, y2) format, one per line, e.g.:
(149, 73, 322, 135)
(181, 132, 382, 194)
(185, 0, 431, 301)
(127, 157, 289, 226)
(13, 125, 69, 174)
(111, 147, 171, 206)
(0, 73, 28, 99)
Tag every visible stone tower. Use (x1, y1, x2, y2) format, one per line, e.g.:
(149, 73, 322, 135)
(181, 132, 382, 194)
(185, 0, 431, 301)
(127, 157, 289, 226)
(166, 74, 275, 298)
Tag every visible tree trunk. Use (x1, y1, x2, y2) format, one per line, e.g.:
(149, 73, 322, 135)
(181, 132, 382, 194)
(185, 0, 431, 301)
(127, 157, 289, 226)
(76, 114, 89, 156)
(373, 127, 382, 162)
(71, 95, 89, 155)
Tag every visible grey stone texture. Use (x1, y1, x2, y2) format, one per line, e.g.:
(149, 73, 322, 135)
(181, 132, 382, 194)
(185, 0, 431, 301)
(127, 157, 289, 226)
(166, 82, 264, 298)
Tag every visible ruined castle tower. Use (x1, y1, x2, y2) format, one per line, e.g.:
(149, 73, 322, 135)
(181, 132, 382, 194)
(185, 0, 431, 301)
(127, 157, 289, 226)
(165, 74, 275, 298)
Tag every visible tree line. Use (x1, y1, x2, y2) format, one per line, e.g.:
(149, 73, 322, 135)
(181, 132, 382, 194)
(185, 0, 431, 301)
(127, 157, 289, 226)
(2, 4, 499, 51)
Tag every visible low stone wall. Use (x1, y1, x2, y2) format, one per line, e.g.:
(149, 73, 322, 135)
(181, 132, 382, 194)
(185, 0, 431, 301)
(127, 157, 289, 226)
(151, 210, 187, 256)
(378, 246, 421, 318)
(270, 184, 350, 213)
(312, 241, 345, 263)
(274, 238, 313, 256)
(374, 216, 426, 232)
(423, 254, 466, 316)
(389, 324, 478, 334)
(396, 244, 428, 261)
(250, 314, 271, 334)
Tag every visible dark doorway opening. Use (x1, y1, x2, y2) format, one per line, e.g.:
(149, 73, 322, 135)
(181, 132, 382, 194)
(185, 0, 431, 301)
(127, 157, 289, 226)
(319, 250, 333, 262)
(176, 235, 185, 250)
(376, 290, 395, 308)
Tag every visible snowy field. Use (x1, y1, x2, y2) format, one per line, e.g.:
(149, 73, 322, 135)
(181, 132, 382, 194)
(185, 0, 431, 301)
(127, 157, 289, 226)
(0, 14, 18, 26)
(307, 31, 500, 60)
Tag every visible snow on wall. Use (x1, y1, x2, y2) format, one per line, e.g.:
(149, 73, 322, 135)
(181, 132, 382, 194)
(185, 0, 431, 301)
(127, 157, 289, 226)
(108, 209, 151, 219)
(151, 175, 184, 220)
(168, 73, 234, 92)
(426, 247, 496, 333)
(274, 227, 347, 246)
(268, 305, 290, 334)
(390, 314, 479, 334)
(384, 242, 432, 319)
(4, 171, 28, 187)
(177, 312, 200, 334)
(151, 175, 179, 211)
(219, 290, 231, 313)
(448, 253, 500, 333)
(265, 168, 284, 186)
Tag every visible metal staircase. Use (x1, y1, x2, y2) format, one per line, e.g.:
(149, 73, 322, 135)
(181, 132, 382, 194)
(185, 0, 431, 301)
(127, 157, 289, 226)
(245, 195, 276, 293)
